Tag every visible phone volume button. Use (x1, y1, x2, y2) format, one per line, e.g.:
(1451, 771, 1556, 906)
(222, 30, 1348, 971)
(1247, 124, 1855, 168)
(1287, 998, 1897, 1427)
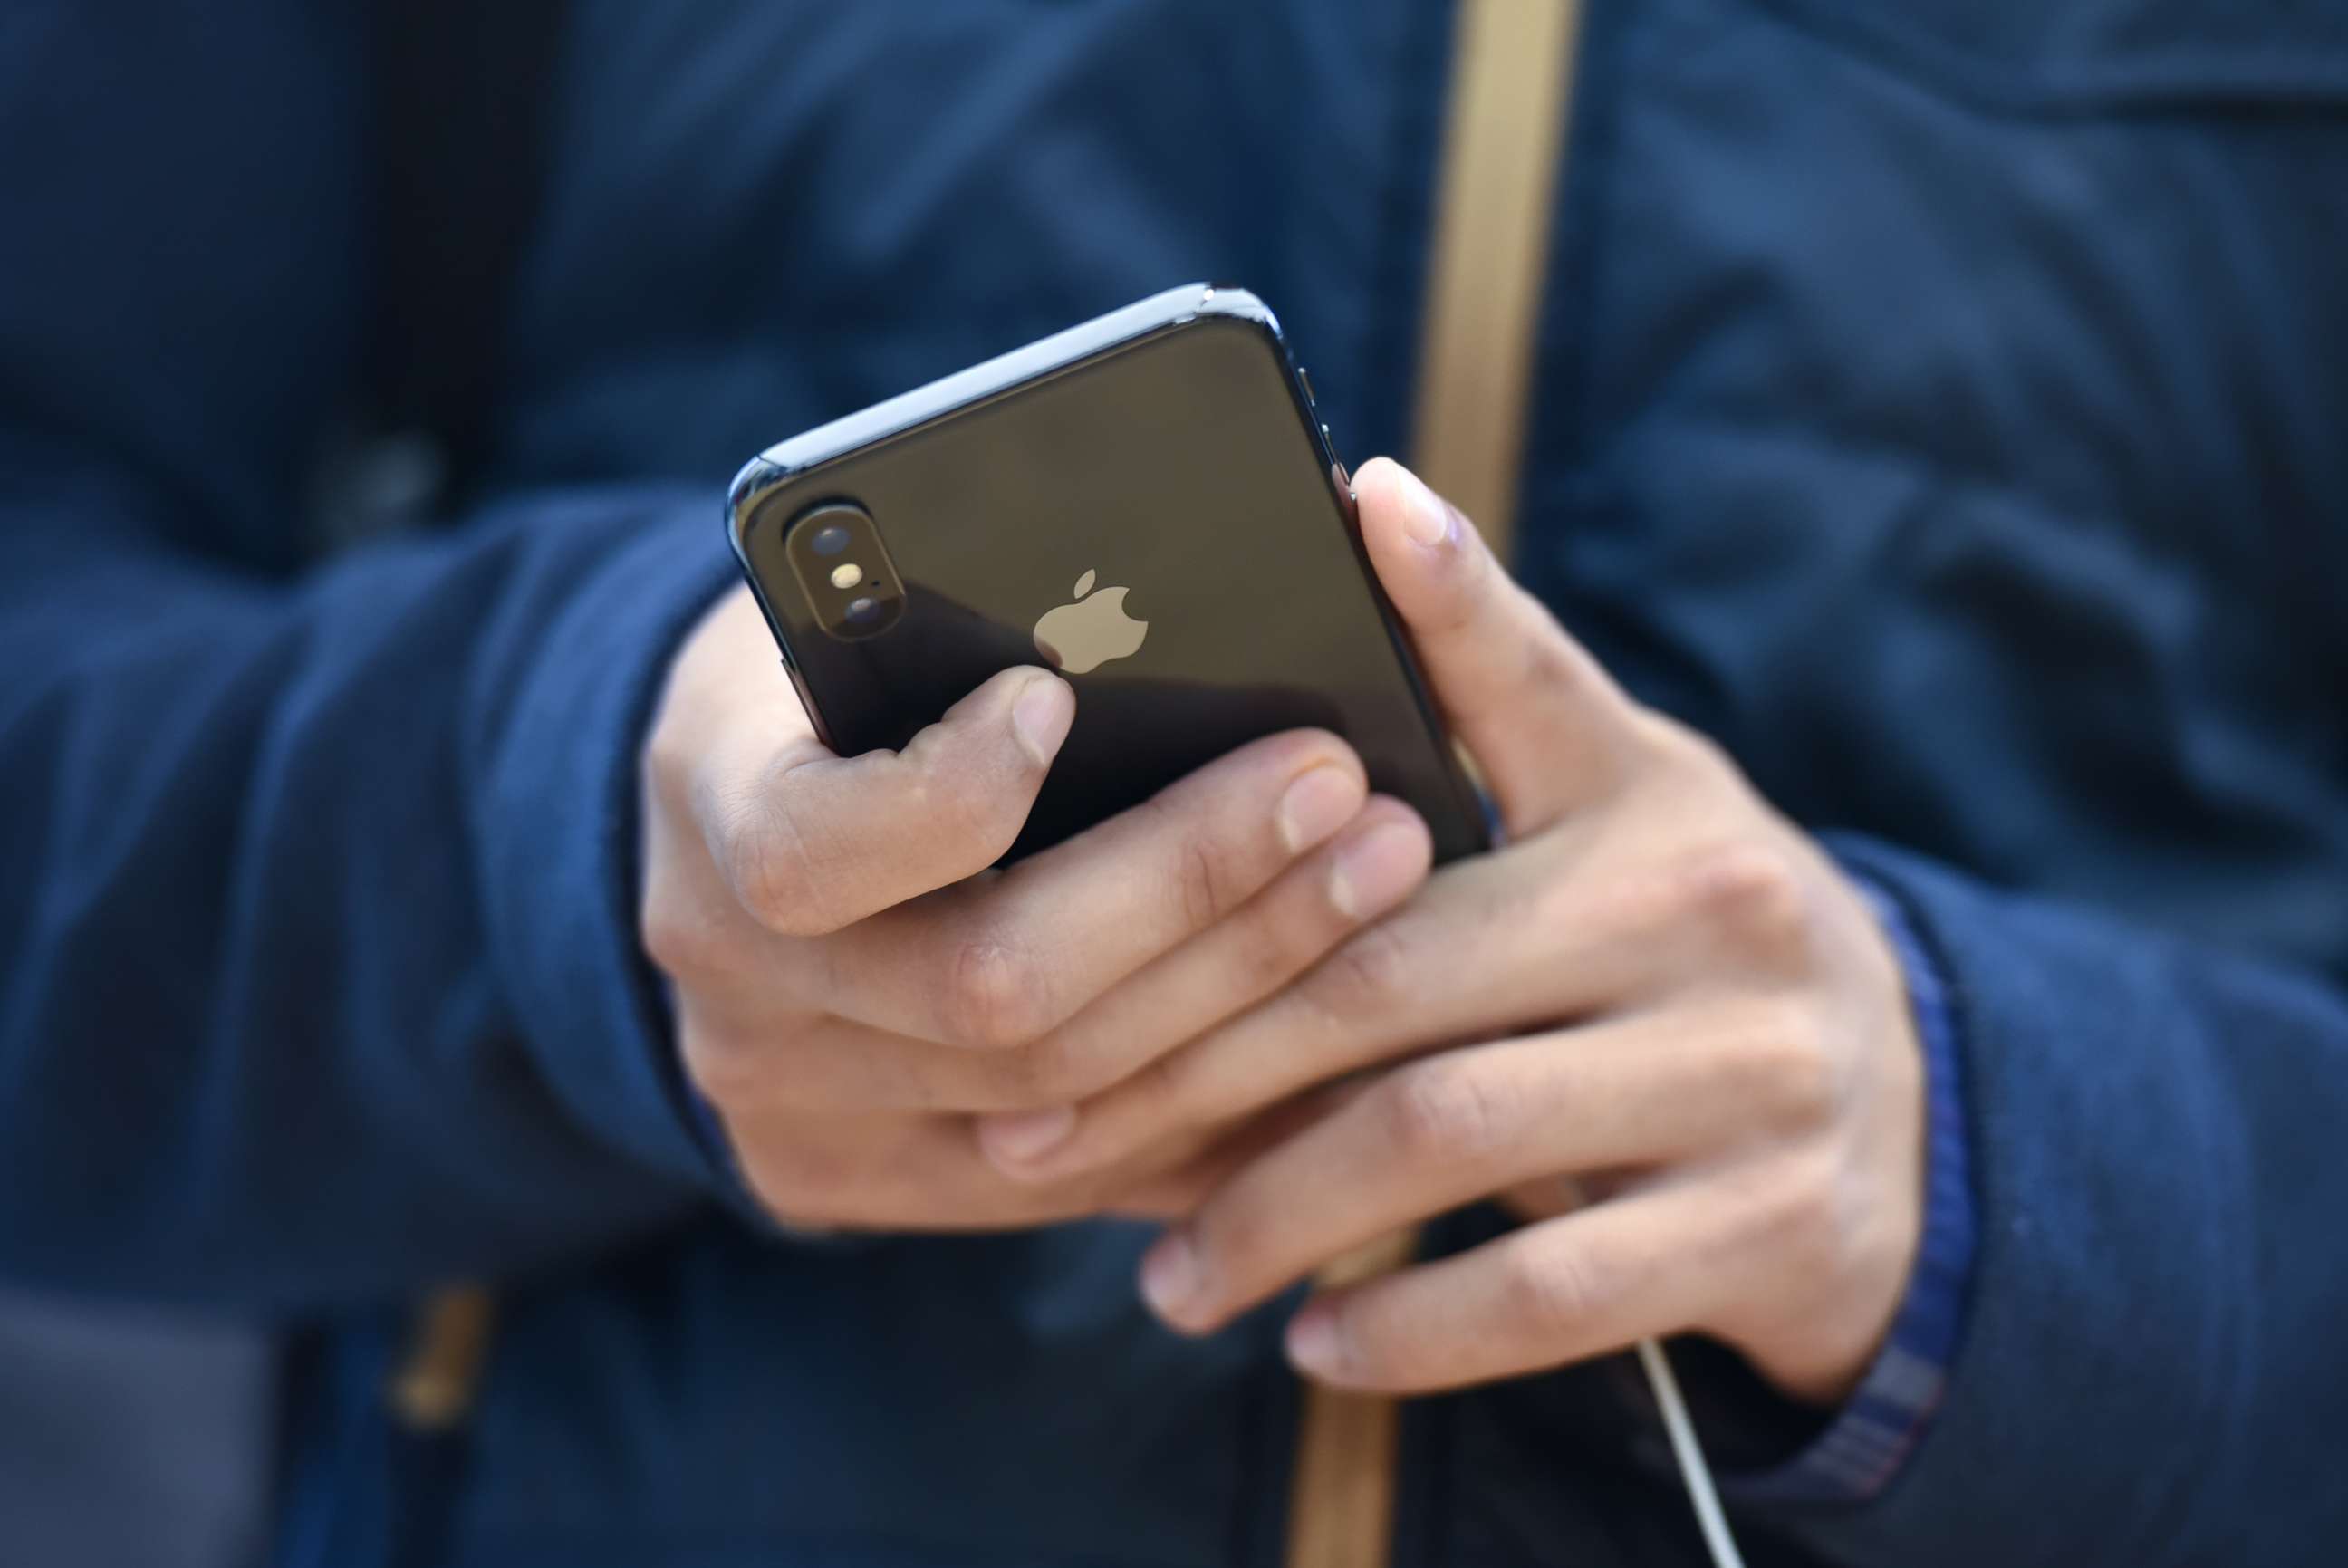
(1298, 365, 1319, 406)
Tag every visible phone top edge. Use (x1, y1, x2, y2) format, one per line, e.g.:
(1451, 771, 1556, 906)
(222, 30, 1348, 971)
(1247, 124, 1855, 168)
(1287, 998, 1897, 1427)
(755, 284, 1274, 477)
(724, 455, 782, 566)
(725, 284, 1280, 553)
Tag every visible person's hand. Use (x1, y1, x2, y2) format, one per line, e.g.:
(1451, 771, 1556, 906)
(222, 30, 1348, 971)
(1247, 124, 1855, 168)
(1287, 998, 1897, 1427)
(976, 460, 1927, 1403)
(638, 585, 1434, 1230)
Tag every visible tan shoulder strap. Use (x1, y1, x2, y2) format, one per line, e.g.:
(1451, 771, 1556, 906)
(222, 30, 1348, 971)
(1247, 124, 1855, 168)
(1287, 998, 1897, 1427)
(390, 1284, 497, 1430)
(1407, 0, 1584, 563)
(1284, 5, 1584, 1566)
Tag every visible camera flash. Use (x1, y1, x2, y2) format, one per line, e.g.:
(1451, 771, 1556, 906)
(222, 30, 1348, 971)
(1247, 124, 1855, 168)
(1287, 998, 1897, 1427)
(829, 563, 863, 590)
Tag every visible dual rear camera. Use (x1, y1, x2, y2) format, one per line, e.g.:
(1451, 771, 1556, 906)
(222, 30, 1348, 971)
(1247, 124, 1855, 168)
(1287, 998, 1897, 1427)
(784, 502, 904, 640)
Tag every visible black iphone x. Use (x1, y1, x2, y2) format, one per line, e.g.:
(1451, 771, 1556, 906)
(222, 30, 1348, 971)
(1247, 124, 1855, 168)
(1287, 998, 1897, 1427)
(727, 284, 1489, 863)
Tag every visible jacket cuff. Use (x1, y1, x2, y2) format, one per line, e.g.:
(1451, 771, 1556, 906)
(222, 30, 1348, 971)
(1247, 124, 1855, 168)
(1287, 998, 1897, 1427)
(476, 486, 746, 1200)
(1720, 856, 1978, 1503)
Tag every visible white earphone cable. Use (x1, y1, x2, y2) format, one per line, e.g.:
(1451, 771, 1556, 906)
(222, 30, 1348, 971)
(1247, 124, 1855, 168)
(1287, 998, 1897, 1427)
(1636, 1336, 1748, 1568)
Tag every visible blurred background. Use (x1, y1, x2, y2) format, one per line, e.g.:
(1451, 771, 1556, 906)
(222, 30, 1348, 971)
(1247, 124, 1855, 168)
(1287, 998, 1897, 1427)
(0, 1287, 272, 1565)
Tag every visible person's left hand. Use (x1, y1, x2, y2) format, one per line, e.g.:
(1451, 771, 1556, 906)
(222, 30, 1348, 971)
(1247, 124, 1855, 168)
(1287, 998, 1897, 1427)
(976, 457, 1928, 1405)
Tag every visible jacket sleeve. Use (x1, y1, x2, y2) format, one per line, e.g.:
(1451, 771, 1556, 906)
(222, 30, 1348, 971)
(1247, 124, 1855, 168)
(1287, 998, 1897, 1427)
(1766, 837, 2348, 1566)
(0, 5, 742, 1310)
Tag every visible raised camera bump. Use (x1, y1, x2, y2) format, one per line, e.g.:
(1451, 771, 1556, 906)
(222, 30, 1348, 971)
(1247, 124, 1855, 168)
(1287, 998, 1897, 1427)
(784, 501, 904, 640)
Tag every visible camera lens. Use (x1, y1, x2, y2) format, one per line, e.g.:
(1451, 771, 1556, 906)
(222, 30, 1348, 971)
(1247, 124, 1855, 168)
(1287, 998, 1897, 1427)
(786, 502, 897, 640)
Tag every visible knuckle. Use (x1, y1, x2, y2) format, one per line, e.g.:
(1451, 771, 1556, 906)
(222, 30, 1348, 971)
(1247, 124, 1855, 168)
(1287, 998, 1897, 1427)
(1195, 1197, 1273, 1284)
(1754, 1150, 1852, 1275)
(1379, 1059, 1514, 1165)
(993, 1030, 1090, 1103)
(741, 1140, 856, 1230)
(642, 728, 695, 812)
(1737, 1000, 1841, 1128)
(940, 928, 1051, 1049)
(1496, 1236, 1607, 1340)
(1230, 893, 1334, 996)
(721, 790, 841, 938)
(935, 775, 1025, 868)
(1513, 600, 1593, 702)
(900, 736, 1024, 867)
(1175, 828, 1232, 931)
(1230, 920, 1304, 998)
(639, 886, 713, 977)
(1679, 840, 1815, 967)
(1124, 1045, 1205, 1130)
(1314, 918, 1414, 1016)
(862, 1046, 948, 1113)
(1143, 785, 1251, 934)
(1641, 712, 1735, 780)
(1555, 856, 1670, 949)
(678, 1018, 761, 1111)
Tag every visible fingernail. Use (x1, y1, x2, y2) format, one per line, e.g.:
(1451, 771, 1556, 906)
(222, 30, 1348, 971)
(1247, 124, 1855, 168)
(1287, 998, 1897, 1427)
(1012, 676, 1074, 765)
(1140, 1229, 1203, 1325)
(1285, 1301, 1347, 1380)
(1330, 821, 1427, 920)
(1398, 466, 1454, 548)
(1277, 765, 1361, 854)
(977, 1105, 1075, 1170)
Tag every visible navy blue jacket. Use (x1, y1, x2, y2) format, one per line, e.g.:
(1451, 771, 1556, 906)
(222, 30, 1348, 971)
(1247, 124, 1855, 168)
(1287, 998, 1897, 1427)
(4, 2, 2344, 1564)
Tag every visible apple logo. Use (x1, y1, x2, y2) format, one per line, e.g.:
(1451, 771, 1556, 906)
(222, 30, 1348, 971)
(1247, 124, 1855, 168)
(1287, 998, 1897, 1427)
(1032, 569, 1149, 675)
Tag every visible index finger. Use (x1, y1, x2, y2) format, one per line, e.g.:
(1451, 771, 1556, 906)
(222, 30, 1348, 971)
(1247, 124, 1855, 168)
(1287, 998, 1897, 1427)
(812, 726, 1374, 1049)
(696, 665, 1076, 938)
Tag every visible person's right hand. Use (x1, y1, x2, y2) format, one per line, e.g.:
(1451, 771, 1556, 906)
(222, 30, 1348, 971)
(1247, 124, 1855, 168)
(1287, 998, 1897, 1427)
(638, 586, 1434, 1231)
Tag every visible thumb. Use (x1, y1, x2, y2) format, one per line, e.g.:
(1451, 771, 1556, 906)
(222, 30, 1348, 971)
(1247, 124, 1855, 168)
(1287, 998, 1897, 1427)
(699, 665, 1074, 938)
(1352, 457, 1641, 832)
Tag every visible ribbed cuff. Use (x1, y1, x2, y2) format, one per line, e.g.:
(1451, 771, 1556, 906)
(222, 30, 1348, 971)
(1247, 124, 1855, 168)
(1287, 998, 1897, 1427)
(1722, 860, 1978, 1504)
(477, 486, 746, 1199)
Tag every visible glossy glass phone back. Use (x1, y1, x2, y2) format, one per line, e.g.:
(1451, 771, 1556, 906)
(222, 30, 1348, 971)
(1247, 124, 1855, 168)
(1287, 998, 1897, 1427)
(733, 307, 1488, 863)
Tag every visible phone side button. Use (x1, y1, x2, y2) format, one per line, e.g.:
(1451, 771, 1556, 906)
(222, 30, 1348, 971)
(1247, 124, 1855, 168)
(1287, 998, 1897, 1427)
(778, 656, 827, 741)
(1298, 365, 1319, 406)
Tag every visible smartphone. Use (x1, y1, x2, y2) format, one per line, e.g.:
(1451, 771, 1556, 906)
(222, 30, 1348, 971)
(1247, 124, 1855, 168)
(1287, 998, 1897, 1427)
(726, 284, 1490, 864)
